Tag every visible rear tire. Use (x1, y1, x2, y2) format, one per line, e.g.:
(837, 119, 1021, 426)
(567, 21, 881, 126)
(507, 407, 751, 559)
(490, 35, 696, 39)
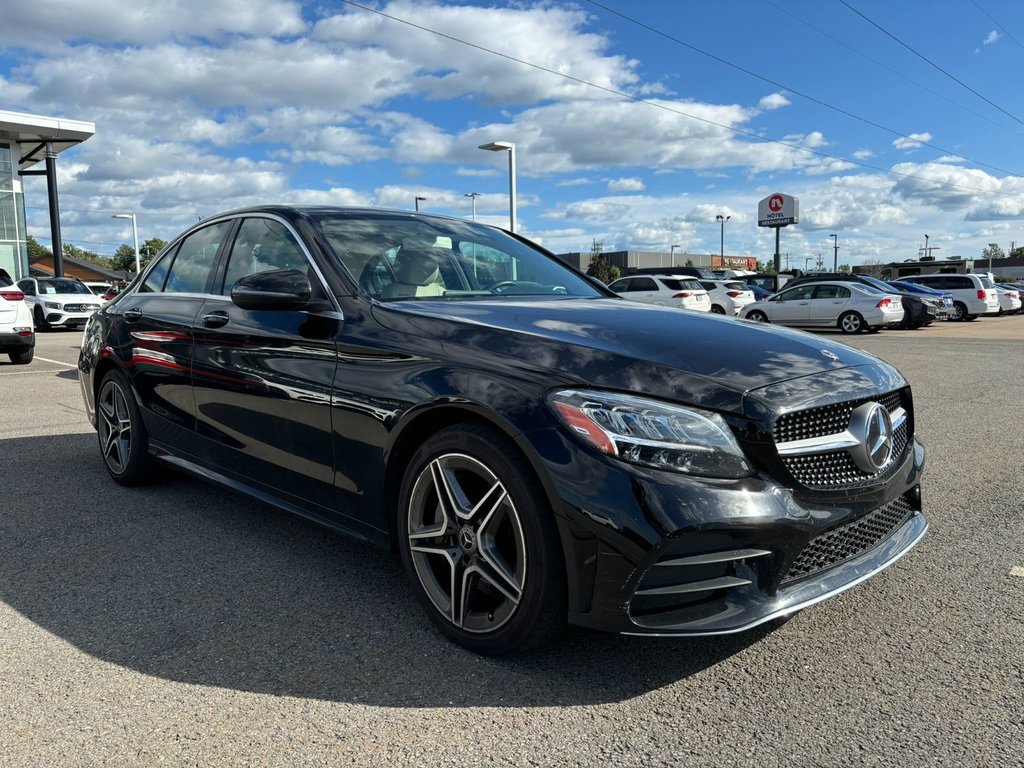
(9, 348, 33, 365)
(839, 312, 865, 334)
(396, 422, 566, 656)
(96, 368, 156, 485)
(710, 305, 726, 315)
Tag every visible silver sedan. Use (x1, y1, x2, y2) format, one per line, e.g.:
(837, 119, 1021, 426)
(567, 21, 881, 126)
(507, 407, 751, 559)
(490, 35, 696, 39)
(739, 281, 904, 333)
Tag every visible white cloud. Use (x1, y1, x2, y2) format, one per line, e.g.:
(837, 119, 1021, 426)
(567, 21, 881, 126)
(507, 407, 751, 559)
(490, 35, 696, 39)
(758, 93, 791, 111)
(853, 149, 875, 160)
(984, 30, 1001, 46)
(607, 177, 645, 193)
(893, 132, 933, 151)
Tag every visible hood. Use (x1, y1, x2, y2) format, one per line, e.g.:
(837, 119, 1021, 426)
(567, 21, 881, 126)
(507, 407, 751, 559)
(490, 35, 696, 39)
(371, 297, 893, 414)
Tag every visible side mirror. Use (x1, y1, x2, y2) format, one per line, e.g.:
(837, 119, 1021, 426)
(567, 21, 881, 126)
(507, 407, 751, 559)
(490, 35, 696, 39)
(231, 269, 312, 311)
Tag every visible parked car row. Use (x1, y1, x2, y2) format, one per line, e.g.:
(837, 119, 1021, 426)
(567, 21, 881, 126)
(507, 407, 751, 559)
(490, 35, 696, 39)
(609, 268, 1021, 335)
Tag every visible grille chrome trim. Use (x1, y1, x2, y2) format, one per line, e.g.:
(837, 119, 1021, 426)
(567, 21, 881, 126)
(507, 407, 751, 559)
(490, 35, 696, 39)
(777, 407, 906, 457)
(654, 548, 771, 567)
(635, 575, 752, 596)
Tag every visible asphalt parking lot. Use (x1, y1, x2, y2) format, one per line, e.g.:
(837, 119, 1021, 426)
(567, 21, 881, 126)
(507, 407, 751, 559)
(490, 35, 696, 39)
(1, 318, 1022, 767)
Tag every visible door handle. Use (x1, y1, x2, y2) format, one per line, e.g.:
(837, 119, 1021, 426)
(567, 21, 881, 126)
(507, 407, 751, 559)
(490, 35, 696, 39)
(202, 311, 230, 329)
(123, 307, 143, 323)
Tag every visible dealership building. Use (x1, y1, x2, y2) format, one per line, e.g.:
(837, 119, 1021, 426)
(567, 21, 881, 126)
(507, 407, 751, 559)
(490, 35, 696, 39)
(0, 109, 95, 280)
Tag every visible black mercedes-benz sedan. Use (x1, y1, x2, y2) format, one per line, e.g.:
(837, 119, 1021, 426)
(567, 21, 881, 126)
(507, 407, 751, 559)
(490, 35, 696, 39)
(79, 206, 927, 655)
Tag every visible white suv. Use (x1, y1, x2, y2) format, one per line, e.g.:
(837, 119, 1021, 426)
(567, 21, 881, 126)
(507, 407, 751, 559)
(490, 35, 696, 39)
(608, 274, 711, 312)
(0, 269, 35, 364)
(17, 277, 104, 331)
(901, 273, 1000, 321)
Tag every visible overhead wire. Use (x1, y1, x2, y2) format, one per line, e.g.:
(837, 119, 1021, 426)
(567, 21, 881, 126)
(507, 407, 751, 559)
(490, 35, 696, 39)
(336, 0, 1024, 201)
(838, 0, 1024, 127)
(761, 0, 1022, 136)
(969, 0, 1024, 52)
(583, 0, 1023, 176)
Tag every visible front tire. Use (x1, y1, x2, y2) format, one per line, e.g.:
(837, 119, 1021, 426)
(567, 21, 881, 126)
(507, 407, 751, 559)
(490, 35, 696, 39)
(949, 302, 967, 321)
(33, 306, 51, 332)
(746, 310, 769, 323)
(839, 312, 865, 334)
(397, 422, 566, 656)
(96, 369, 156, 485)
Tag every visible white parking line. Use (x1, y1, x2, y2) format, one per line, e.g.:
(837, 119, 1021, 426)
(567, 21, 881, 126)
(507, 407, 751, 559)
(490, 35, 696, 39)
(34, 356, 77, 368)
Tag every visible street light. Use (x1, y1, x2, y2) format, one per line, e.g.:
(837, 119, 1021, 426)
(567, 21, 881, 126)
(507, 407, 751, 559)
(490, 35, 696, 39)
(414, 196, 427, 212)
(830, 233, 839, 271)
(111, 213, 140, 274)
(478, 141, 516, 232)
(464, 192, 481, 222)
(715, 214, 730, 259)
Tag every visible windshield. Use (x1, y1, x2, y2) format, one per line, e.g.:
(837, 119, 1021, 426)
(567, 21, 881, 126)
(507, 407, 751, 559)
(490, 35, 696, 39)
(314, 212, 603, 301)
(38, 279, 93, 295)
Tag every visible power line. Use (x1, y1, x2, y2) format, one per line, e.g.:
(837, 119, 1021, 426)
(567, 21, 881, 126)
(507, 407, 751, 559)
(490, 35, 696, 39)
(761, 0, 1023, 136)
(970, 0, 1024, 52)
(584, 0, 1023, 176)
(839, 0, 1024, 127)
(336, 0, 1024, 201)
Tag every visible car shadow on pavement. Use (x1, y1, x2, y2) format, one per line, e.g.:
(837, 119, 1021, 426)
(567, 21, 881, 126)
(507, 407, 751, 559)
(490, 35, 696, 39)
(1, 433, 774, 708)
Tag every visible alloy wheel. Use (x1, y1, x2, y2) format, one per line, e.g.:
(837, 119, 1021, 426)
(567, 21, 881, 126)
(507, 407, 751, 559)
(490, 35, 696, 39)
(407, 453, 527, 634)
(98, 378, 133, 475)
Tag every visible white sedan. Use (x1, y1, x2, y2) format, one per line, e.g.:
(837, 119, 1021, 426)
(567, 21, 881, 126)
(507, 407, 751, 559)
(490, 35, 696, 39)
(699, 280, 756, 315)
(993, 286, 1021, 315)
(739, 281, 904, 334)
(607, 274, 711, 312)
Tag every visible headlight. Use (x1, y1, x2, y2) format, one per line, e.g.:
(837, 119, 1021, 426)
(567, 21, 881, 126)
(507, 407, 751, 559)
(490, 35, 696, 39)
(44, 301, 61, 310)
(547, 389, 753, 478)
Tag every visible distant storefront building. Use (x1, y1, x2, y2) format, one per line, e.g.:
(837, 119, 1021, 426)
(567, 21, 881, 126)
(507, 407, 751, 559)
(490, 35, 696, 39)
(0, 109, 95, 280)
(556, 250, 756, 274)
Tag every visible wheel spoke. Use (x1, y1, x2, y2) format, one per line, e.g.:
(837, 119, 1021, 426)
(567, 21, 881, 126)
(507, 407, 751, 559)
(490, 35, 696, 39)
(470, 557, 522, 605)
(430, 459, 468, 525)
(466, 480, 506, 525)
(410, 543, 464, 626)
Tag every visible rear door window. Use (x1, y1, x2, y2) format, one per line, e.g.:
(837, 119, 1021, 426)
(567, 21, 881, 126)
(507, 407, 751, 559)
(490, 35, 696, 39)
(164, 221, 232, 294)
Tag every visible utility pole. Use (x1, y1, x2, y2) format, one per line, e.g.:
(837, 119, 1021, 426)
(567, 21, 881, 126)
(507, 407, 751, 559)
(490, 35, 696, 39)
(830, 234, 839, 272)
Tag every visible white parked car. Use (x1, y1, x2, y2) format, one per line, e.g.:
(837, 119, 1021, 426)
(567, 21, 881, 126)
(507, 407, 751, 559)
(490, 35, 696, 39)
(900, 273, 1000, 320)
(607, 274, 711, 312)
(699, 280, 756, 315)
(83, 281, 115, 301)
(0, 269, 35, 364)
(739, 280, 904, 334)
(993, 285, 1021, 315)
(17, 276, 104, 331)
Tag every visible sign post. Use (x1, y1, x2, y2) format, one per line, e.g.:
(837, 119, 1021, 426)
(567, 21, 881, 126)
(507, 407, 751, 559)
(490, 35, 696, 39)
(757, 193, 799, 273)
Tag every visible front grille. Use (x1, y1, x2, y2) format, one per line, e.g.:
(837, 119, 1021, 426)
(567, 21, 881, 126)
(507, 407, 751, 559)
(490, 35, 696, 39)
(774, 390, 908, 489)
(782, 492, 915, 583)
(63, 304, 96, 313)
(784, 420, 909, 488)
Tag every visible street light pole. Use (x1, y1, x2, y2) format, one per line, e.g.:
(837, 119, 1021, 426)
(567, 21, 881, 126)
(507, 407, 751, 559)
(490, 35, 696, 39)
(111, 213, 140, 275)
(464, 192, 480, 222)
(478, 141, 517, 232)
(414, 196, 426, 212)
(830, 233, 839, 271)
(715, 214, 730, 259)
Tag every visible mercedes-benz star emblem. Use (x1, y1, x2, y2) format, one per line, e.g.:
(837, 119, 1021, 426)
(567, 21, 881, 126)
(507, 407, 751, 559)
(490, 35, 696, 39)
(848, 402, 894, 473)
(820, 349, 840, 362)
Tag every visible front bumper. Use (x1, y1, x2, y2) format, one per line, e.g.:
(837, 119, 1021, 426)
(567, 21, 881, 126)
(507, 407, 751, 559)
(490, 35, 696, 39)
(539, 427, 927, 636)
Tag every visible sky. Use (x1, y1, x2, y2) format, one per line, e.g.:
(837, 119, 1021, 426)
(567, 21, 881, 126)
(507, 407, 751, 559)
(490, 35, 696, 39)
(4, 0, 1024, 268)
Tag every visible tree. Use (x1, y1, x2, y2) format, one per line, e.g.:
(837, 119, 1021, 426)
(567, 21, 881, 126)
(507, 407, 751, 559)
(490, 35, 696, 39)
(981, 243, 1005, 262)
(586, 253, 612, 283)
(838, 264, 852, 273)
(859, 259, 885, 277)
(140, 237, 167, 264)
(608, 265, 621, 282)
(685, 258, 694, 267)
(111, 244, 138, 272)
(1010, 246, 1024, 260)
(27, 234, 49, 261)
